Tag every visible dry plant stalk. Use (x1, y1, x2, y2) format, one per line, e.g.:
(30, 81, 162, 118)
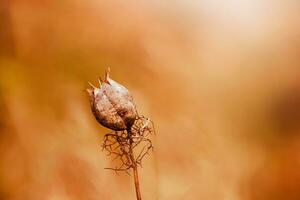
(87, 68, 155, 200)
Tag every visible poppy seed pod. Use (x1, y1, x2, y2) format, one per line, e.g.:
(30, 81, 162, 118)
(87, 68, 137, 131)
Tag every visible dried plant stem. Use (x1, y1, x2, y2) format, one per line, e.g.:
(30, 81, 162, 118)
(128, 133, 142, 200)
(102, 116, 154, 200)
(132, 166, 142, 200)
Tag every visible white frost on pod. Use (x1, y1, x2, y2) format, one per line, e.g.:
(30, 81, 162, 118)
(87, 68, 137, 131)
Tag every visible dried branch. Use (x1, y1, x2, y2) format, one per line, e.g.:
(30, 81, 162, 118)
(102, 115, 155, 174)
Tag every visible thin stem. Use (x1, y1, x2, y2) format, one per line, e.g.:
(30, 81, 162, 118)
(132, 164, 142, 200)
(102, 117, 155, 199)
(128, 129, 142, 200)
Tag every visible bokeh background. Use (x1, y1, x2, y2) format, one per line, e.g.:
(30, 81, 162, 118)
(1, 0, 300, 199)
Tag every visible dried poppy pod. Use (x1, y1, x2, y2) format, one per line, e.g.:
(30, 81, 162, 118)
(87, 68, 137, 131)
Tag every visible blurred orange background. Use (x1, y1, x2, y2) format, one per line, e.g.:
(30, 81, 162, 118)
(1, 0, 300, 199)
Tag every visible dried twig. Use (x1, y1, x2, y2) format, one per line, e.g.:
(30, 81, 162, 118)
(87, 69, 155, 200)
(102, 116, 154, 173)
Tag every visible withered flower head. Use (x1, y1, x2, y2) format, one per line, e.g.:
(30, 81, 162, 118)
(87, 68, 137, 131)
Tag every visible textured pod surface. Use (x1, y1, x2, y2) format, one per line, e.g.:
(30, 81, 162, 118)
(87, 71, 137, 131)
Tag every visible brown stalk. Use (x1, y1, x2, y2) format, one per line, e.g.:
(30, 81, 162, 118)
(102, 116, 154, 200)
(128, 130, 142, 200)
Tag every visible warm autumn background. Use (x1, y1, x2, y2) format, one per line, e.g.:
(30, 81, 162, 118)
(1, 0, 300, 199)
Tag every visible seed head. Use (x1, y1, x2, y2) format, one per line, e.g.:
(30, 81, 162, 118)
(87, 68, 137, 131)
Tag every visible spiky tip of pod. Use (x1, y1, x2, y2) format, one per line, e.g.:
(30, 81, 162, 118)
(87, 68, 137, 131)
